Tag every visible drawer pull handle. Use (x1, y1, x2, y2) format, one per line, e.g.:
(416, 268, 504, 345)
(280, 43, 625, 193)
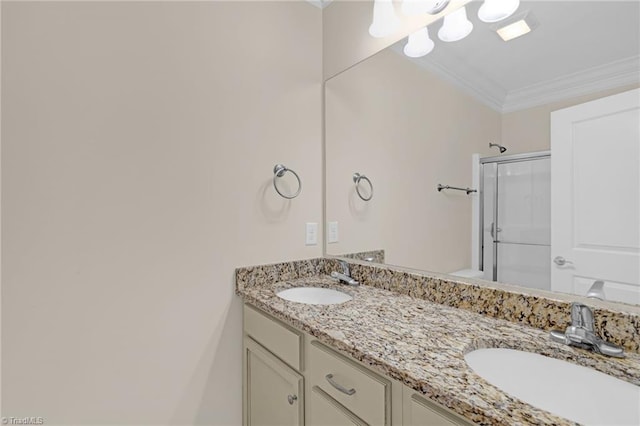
(287, 394, 297, 405)
(325, 374, 356, 396)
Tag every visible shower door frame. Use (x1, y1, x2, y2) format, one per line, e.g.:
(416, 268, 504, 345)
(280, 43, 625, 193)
(478, 150, 551, 281)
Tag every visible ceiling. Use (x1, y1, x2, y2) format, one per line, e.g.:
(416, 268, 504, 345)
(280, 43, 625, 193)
(392, 0, 640, 113)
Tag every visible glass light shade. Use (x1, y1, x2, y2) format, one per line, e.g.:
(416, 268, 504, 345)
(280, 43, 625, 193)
(478, 0, 520, 23)
(369, 0, 401, 38)
(438, 6, 473, 42)
(403, 27, 435, 58)
(401, 0, 448, 16)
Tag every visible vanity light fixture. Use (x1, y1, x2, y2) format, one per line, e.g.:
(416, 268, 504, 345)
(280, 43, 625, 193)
(369, 0, 401, 38)
(401, 0, 450, 16)
(478, 0, 520, 23)
(493, 11, 539, 42)
(438, 6, 473, 42)
(403, 27, 435, 58)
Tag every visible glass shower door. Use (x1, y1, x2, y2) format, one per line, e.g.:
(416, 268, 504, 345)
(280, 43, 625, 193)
(482, 156, 551, 290)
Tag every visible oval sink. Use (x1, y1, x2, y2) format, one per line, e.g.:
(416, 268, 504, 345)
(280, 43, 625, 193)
(465, 348, 640, 425)
(276, 287, 352, 305)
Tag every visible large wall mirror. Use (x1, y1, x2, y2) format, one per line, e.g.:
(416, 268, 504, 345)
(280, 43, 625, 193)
(324, 0, 640, 305)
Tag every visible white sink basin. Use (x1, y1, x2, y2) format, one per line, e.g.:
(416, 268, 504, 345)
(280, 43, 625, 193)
(276, 287, 352, 305)
(465, 348, 640, 425)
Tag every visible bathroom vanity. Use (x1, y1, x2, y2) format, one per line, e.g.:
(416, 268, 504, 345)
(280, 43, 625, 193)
(243, 304, 471, 426)
(236, 259, 640, 426)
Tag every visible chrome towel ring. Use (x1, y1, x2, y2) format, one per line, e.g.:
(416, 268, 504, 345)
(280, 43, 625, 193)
(273, 164, 302, 199)
(353, 172, 373, 201)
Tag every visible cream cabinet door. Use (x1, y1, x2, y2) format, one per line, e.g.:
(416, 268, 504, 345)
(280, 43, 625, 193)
(245, 337, 304, 426)
(307, 386, 367, 426)
(403, 388, 473, 426)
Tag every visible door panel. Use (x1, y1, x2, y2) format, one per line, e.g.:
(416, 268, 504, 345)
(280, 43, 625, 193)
(551, 88, 640, 303)
(245, 338, 304, 426)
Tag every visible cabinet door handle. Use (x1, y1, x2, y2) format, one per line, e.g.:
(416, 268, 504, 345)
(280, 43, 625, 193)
(325, 374, 356, 396)
(287, 394, 297, 405)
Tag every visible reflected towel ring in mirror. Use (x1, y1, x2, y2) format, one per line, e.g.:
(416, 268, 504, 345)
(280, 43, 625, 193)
(273, 164, 302, 199)
(353, 173, 373, 201)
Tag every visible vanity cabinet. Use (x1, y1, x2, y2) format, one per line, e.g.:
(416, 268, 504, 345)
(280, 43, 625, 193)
(307, 340, 391, 425)
(244, 337, 304, 426)
(243, 305, 305, 426)
(243, 304, 474, 426)
(307, 385, 367, 426)
(403, 388, 471, 426)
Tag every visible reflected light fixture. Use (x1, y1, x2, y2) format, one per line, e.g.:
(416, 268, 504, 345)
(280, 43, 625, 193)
(478, 0, 520, 23)
(403, 27, 435, 58)
(401, 0, 451, 16)
(369, 0, 401, 38)
(438, 6, 473, 42)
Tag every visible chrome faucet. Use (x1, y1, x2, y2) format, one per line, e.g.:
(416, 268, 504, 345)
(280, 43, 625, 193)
(331, 260, 359, 286)
(586, 280, 606, 300)
(550, 303, 624, 358)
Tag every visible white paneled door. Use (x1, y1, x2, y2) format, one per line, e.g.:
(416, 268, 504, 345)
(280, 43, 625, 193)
(551, 89, 640, 304)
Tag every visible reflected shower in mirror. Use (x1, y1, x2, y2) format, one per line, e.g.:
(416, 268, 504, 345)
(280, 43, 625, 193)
(324, 0, 640, 304)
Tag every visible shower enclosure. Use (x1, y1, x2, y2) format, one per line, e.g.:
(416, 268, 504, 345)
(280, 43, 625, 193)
(480, 151, 551, 290)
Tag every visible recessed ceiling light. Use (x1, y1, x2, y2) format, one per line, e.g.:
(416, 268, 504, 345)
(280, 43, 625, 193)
(497, 20, 531, 41)
(492, 11, 539, 42)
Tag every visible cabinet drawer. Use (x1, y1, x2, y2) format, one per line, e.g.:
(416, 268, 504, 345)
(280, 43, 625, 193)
(244, 305, 302, 370)
(404, 389, 474, 426)
(307, 386, 367, 426)
(308, 340, 390, 426)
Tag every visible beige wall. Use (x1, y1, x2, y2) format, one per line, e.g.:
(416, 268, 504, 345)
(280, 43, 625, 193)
(502, 84, 640, 154)
(1, 2, 321, 424)
(323, 0, 472, 80)
(325, 48, 501, 273)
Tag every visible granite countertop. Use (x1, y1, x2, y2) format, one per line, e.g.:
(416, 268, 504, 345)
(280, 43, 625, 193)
(237, 274, 640, 426)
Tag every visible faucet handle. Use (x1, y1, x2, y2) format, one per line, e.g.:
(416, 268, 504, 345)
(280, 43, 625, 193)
(338, 260, 350, 275)
(551, 303, 625, 358)
(570, 303, 595, 332)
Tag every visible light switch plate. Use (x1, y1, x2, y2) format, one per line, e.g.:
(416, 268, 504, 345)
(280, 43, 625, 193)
(328, 221, 339, 243)
(306, 222, 318, 246)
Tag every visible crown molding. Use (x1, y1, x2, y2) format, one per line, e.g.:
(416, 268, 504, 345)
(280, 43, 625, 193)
(397, 48, 639, 114)
(391, 44, 507, 112)
(417, 57, 506, 113)
(501, 55, 640, 113)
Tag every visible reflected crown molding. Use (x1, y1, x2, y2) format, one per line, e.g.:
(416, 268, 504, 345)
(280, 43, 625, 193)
(502, 55, 640, 113)
(395, 45, 640, 114)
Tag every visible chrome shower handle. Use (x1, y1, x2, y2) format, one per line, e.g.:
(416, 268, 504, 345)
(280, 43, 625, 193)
(490, 223, 501, 241)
